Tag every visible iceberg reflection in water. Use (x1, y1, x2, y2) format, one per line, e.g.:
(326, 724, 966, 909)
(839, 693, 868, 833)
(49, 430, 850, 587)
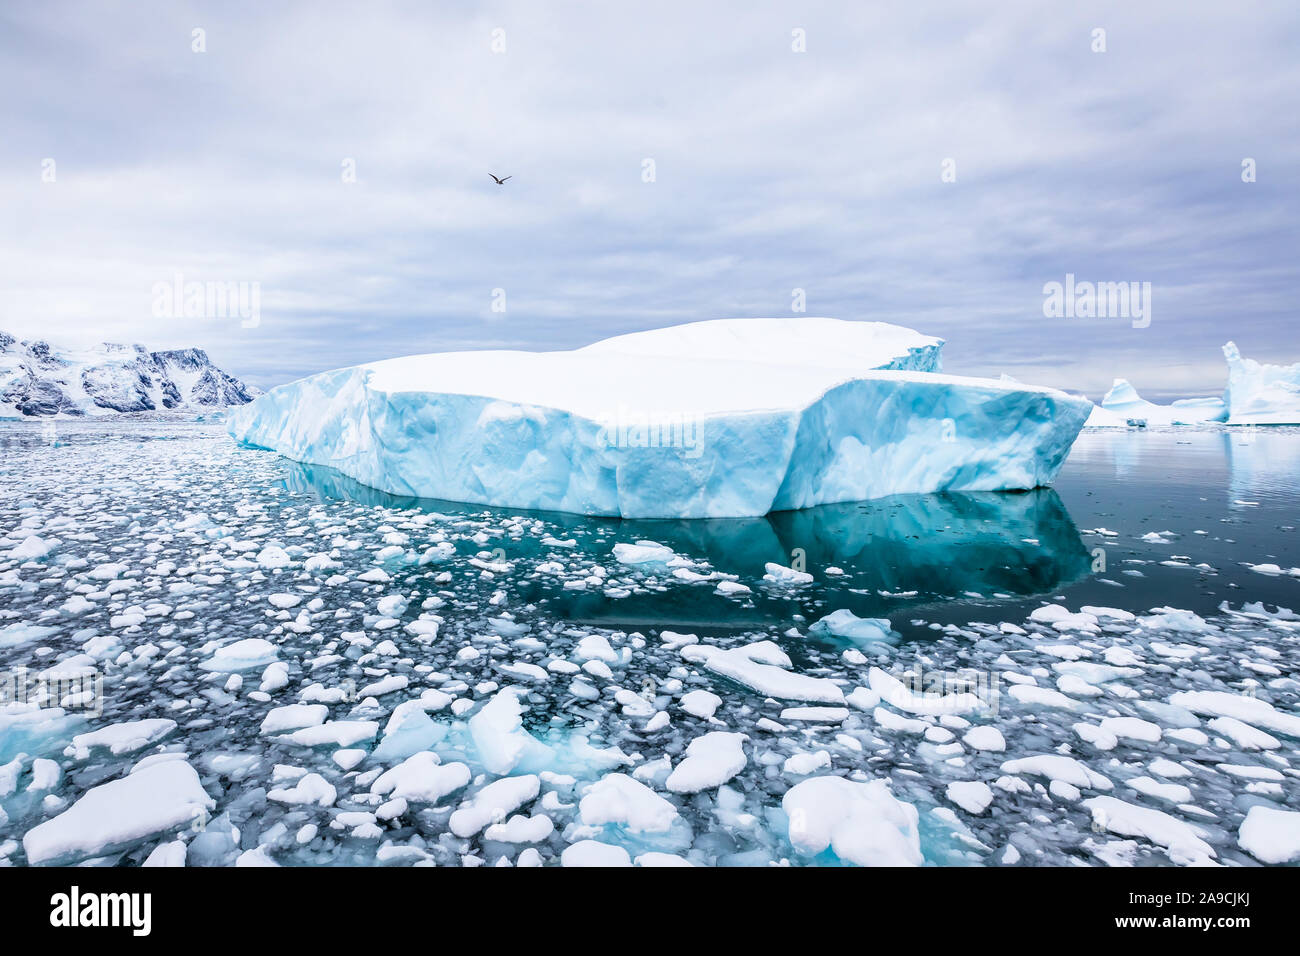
(282, 461, 1091, 629)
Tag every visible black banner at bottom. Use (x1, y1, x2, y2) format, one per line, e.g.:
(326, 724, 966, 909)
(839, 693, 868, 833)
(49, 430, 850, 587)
(0, 865, 1276, 944)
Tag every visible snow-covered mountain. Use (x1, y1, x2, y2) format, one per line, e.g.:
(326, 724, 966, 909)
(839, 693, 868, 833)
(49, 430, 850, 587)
(0, 331, 261, 417)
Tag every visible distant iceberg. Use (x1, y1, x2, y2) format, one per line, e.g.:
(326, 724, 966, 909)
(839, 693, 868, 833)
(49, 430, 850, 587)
(1084, 341, 1300, 427)
(229, 318, 1091, 519)
(1085, 379, 1227, 427)
(1222, 341, 1300, 425)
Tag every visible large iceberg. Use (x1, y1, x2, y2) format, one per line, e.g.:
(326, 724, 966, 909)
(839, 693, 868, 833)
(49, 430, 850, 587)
(229, 318, 1090, 519)
(1085, 378, 1227, 427)
(1222, 341, 1300, 425)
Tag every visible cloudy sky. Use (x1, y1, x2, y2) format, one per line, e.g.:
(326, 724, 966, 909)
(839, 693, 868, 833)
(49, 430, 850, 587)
(2, 1, 1297, 399)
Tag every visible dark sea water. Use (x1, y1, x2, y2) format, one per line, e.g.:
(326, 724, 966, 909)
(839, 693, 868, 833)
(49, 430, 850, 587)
(283, 426, 1300, 639)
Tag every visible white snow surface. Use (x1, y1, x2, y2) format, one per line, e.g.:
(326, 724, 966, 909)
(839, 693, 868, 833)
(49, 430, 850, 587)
(228, 317, 1090, 518)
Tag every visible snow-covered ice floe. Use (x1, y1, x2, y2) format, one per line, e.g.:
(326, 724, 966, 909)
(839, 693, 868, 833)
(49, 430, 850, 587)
(228, 318, 1091, 518)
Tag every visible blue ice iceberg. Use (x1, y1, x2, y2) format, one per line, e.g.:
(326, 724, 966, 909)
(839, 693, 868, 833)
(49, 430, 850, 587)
(229, 318, 1090, 518)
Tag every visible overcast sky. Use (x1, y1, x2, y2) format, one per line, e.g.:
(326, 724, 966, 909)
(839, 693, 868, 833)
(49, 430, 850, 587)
(2, 1, 1297, 399)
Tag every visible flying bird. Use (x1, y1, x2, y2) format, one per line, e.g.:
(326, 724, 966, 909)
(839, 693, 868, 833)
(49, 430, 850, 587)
(490, 173, 512, 185)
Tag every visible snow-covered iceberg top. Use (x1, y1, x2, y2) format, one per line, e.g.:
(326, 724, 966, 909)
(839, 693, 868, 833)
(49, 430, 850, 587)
(229, 317, 1090, 518)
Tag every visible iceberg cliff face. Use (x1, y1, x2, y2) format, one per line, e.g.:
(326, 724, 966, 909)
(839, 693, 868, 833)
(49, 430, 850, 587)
(1222, 342, 1300, 425)
(229, 318, 1090, 519)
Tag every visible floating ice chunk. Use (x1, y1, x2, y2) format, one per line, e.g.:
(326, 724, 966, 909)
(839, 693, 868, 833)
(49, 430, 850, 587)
(809, 610, 895, 645)
(580, 773, 681, 833)
(1029, 604, 1099, 633)
(372, 701, 448, 762)
(28, 758, 60, 792)
(962, 726, 1006, 751)
(946, 781, 994, 815)
(574, 634, 618, 663)
(1098, 716, 1162, 744)
(484, 814, 553, 843)
(1237, 806, 1300, 863)
(1082, 796, 1216, 865)
(256, 546, 292, 569)
(780, 706, 848, 723)
(715, 580, 752, 596)
(665, 732, 747, 793)
(635, 852, 694, 866)
(869, 667, 986, 716)
(371, 752, 470, 803)
(360, 675, 410, 697)
(1007, 684, 1083, 712)
(1148, 757, 1193, 779)
(845, 687, 881, 711)
(8, 535, 56, 560)
(681, 641, 844, 703)
(23, 760, 214, 865)
(1169, 691, 1300, 738)
(260, 662, 290, 693)
(784, 751, 832, 776)
(87, 562, 128, 581)
(1000, 755, 1113, 791)
(259, 704, 327, 735)
(873, 706, 928, 734)
(469, 688, 554, 775)
(612, 541, 677, 565)
(281, 720, 378, 748)
(200, 638, 279, 672)
(1207, 716, 1280, 750)
(236, 846, 280, 867)
(783, 776, 922, 866)
(561, 839, 631, 867)
(763, 563, 814, 586)
(1074, 723, 1118, 750)
(449, 775, 541, 837)
(0, 622, 59, 648)
(334, 749, 366, 771)
(1124, 776, 1192, 803)
(67, 719, 177, 758)
(268, 772, 337, 806)
(142, 840, 187, 867)
(679, 690, 721, 720)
